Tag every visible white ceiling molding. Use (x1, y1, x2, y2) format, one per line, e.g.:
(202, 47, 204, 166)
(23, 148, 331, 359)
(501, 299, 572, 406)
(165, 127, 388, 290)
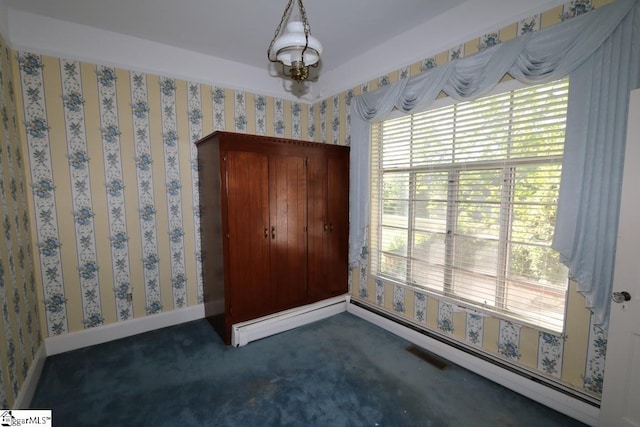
(7, 9, 320, 102)
(7, 0, 569, 103)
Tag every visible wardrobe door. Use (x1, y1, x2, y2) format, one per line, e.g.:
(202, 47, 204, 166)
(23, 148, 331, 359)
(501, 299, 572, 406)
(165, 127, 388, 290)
(307, 156, 329, 299)
(325, 153, 350, 294)
(269, 154, 308, 310)
(307, 152, 349, 298)
(224, 150, 271, 322)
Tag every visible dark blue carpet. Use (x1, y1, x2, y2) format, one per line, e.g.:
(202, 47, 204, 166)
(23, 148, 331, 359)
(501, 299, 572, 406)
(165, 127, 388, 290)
(30, 312, 586, 426)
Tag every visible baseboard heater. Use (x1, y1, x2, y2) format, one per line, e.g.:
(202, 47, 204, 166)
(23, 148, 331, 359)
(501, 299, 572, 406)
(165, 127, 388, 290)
(231, 295, 348, 347)
(348, 298, 601, 426)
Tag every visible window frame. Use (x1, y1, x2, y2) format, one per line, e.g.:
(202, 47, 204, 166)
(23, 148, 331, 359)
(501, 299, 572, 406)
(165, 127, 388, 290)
(370, 78, 570, 334)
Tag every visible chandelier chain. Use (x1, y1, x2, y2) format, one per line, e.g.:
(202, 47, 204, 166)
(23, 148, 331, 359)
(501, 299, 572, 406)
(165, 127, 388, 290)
(297, 0, 311, 37)
(297, 0, 310, 62)
(268, 0, 295, 62)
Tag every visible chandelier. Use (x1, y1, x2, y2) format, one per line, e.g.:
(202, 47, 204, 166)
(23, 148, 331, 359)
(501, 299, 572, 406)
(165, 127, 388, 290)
(267, 0, 322, 82)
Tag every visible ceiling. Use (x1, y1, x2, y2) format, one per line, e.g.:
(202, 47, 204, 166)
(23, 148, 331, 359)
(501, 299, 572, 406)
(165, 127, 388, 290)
(4, 0, 566, 100)
(5, 0, 466, 74)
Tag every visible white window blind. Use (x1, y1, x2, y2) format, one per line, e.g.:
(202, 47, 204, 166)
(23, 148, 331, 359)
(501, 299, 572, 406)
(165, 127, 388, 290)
(370, 78, 569, 332)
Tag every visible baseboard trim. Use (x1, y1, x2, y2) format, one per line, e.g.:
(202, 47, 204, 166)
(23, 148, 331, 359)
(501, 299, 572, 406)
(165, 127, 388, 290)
(231, 295, 349, 347)
(13, 345, 46, 409)
(347, 301, 600, 427)
(44, 303, 210, 356)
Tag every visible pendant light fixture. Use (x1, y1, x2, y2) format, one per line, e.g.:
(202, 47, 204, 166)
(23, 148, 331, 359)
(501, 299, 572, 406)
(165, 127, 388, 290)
(268, 0, 322, 81)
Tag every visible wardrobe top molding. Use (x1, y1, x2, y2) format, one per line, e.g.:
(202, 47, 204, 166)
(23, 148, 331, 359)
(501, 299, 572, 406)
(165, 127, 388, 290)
(195, 131, 351, 156)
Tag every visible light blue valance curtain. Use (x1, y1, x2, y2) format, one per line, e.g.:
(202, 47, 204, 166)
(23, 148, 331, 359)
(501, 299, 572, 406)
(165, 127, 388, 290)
(349, 0, 640, 329)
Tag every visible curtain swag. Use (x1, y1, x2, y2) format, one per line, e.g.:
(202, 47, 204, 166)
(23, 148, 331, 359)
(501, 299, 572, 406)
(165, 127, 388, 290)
(349, 0, 640, 329)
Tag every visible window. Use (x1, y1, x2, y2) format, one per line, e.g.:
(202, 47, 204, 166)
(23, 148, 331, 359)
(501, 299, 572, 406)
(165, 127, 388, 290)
(370, 78, 569, 332)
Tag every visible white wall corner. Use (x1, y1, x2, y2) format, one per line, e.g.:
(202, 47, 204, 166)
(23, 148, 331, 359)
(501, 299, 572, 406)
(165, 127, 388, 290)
(13, 345, 46, 409)
(44, 304, 207, 356)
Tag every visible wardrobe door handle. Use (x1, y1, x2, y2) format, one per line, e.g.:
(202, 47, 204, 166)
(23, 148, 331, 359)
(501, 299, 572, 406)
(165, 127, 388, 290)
(324, 223, 328, 232)
(271, 226, 276, 239)
(329, 223, 334, 232)
(264, 227, 269, 239)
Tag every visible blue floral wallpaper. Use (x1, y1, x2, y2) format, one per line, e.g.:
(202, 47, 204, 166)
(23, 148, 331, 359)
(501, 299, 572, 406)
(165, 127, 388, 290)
(14, 53, 321, 341)
(0, 33, 42, 408)
(2, 0, 611, 405)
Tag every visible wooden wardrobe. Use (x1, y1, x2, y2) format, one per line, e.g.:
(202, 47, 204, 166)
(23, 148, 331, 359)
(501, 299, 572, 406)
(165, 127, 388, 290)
(196, 131, 349, 344)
